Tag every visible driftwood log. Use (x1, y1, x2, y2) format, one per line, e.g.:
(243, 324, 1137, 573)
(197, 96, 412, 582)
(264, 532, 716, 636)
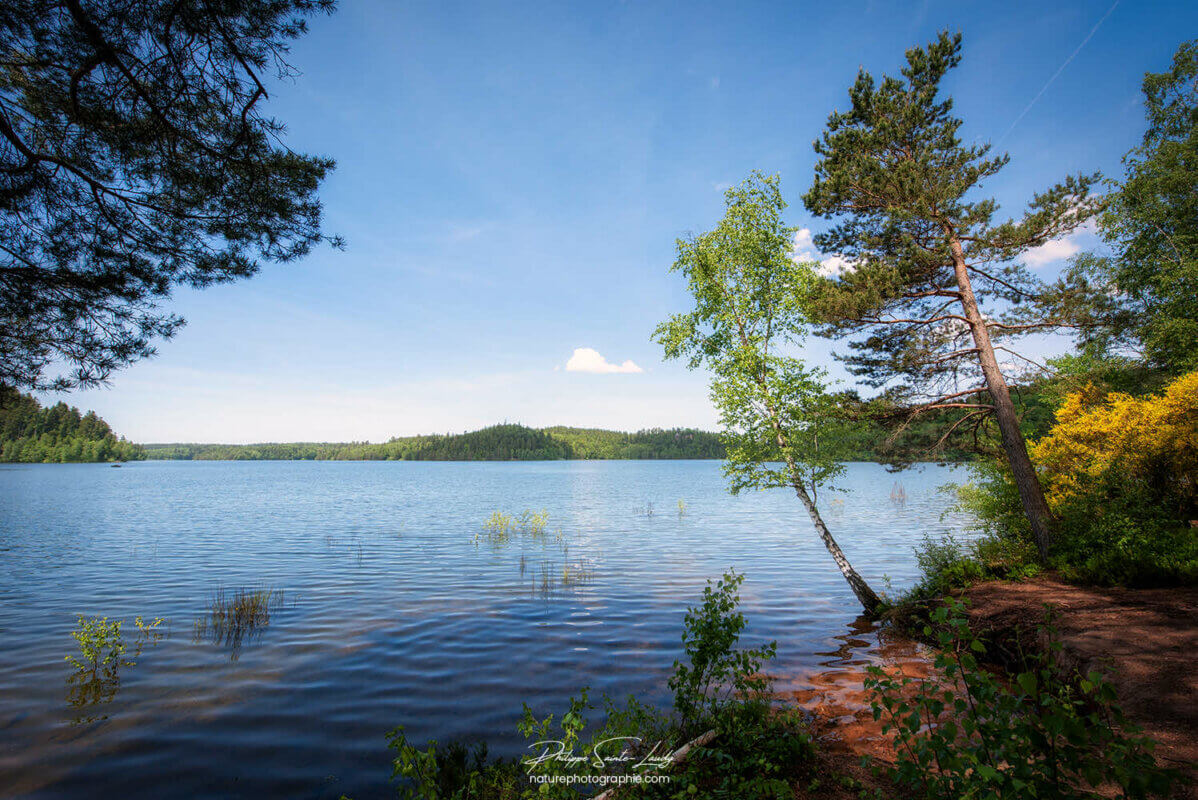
(591, 728, 717, 800)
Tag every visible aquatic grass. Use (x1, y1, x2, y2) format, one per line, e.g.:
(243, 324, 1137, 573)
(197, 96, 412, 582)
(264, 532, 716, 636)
(193, 586, 285, 656)
(559, 559, 595, 588)
(474, 509, 552, 546)
(529, 557, 597, 595)
(475, 509, 599, 596)
(518, 509, 549, 537)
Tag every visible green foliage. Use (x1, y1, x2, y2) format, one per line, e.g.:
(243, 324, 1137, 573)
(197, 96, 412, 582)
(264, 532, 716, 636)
(0, 0, 339, 390)
(65, 614, 166, 723)
(899, 530, 1040, 608)
(0, 387, 143, 462)
(475, 510, 554, 546)
(948, 459, 1198, 589)
(654, 172, 857, 497)
(385, 728, 522, 800)
(908, 535, 989, 600)
(542, 427, 727, 460)
(866, 599, 1176, 799)
(668, 570, 776, 732)
(142, 420, 954, 465)
(653, 706, 813, 800)
(1072, 40, 1198, 374)
(654, 171, 881, 612)
(1049, 503, 1198, 588)
(801, 30, 1098, 410)
(66, 616, 128, 674)
(942, 368, 1198, 589)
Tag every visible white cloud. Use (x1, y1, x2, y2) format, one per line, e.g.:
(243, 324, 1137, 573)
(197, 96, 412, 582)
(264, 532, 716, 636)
(565, 347, 644, 374)
(793, 228, 815, 253)
(1024, 236, 1081, 267)
(792, 228, 857, 278)
(816, 255, 855, 278)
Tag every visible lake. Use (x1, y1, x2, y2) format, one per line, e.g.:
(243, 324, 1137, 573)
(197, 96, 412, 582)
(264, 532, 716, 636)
(0, 460, 972, 798)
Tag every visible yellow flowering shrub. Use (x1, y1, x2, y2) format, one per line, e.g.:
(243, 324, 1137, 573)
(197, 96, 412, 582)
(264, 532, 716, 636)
(1032, 370, 1198, 517)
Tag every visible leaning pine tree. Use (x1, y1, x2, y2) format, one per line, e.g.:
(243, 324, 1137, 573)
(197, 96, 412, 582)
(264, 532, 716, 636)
(655, 172, 882, 616)
(802, 32, 1101, 562)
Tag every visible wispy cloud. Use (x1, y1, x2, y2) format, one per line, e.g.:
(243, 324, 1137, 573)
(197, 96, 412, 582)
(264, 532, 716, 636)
(565, 347, 644, 374)
(999, 0, 1120, 142)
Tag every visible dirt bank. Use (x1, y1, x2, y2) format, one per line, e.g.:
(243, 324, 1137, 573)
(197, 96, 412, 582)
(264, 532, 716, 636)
(962, 576, 1198, 793)
(778, 576, 1197, 799)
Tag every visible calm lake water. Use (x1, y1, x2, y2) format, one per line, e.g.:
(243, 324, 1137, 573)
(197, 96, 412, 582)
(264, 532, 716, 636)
(0, 460, 972, 798)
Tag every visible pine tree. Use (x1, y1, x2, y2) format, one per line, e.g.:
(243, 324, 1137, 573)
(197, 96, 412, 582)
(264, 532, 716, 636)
(802, 32, 1101, 562)
(0, 0, 339, 390)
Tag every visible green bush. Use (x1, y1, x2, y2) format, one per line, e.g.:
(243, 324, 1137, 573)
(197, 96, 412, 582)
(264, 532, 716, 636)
(668, 570, 776, 731)
(944, 459, 1198, 588)
(865, 598, 1177, 799)
(1051, 503, 1198, 587)
(897, 530, 1040, 612)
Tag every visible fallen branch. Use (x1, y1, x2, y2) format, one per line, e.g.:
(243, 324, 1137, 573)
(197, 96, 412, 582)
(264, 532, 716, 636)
(591, 728, 717, 800)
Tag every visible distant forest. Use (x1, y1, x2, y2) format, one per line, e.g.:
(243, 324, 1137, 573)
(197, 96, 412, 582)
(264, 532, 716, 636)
(142, 424, 726, 461)
(0, 390, 1020, 465)
(0, 389, 145, 463)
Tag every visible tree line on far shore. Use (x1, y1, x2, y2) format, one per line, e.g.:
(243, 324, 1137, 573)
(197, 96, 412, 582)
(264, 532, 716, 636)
(4, 384, 1029, 465)
(144, 424, 728, 461)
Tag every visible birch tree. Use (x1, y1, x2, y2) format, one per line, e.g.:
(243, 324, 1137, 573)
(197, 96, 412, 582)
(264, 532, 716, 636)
(655, 172, 882, 616)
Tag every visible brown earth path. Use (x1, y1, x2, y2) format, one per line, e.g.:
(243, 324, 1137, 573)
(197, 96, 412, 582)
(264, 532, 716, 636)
(962, 576, 1198, 795)
(776, 576, 1198, 799)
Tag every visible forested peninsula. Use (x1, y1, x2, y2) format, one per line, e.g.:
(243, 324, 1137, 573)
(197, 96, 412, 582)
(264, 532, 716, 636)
(0, 388, 145, 463)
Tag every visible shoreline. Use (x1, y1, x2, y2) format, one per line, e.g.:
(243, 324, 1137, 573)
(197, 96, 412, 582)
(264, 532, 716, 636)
(781, 576, 1198, 799)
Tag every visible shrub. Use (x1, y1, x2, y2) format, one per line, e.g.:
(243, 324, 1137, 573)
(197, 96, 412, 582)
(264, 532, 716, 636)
(669, 570, 776, 731)
(866, 598, 1176, 799)
(1033, 371, 1198, 520)
(942, 372, 1198, 587)
(66, 616, 128, 674)
(65, 615, 165, 723)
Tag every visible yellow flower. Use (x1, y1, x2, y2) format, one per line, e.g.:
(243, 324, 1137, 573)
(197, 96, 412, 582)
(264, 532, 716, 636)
(1032, 371, 1198, 511)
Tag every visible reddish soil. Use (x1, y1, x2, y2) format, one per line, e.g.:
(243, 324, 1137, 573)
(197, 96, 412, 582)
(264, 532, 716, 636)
(962, 576, 1198, 796)
(776, 619, 936, 798)
(778, 576, 1198, 799)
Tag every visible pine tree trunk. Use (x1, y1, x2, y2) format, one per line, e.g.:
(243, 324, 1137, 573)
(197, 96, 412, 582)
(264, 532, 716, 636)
(948, 236, 1055, 562)
(786, 463, 883, 616)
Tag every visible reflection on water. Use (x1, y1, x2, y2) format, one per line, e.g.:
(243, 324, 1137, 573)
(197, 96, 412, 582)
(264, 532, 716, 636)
(0, 460, 973, 799)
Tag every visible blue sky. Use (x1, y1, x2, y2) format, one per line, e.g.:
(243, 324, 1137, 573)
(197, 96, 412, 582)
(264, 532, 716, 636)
(47, 0, 1197, 443)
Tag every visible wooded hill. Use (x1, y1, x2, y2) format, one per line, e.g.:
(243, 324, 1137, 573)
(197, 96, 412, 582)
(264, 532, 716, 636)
(0, 388, 145, 462)
(142, 424, 726, 461)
